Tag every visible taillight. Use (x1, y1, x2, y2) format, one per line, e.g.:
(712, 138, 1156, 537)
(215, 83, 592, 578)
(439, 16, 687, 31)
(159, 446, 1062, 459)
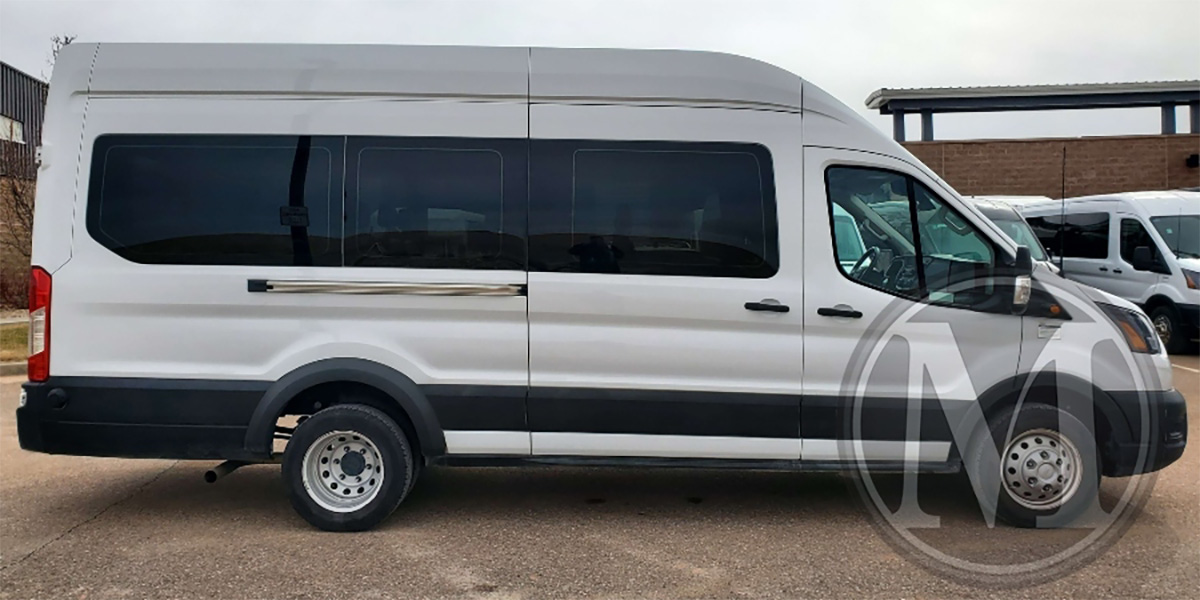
(28, 266, 51, 382)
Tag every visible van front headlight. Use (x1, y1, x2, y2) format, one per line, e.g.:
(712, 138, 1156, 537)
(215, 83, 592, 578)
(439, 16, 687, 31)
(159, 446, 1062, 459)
(1098, 303, 1162, 354)
(1182, 268, 1199, 290)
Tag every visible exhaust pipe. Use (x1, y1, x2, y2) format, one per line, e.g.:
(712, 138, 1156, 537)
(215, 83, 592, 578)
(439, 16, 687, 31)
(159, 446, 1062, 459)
(204, 460, 249, 483)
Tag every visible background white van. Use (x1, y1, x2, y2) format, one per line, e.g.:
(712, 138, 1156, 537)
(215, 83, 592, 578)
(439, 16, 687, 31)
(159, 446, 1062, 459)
(17, 43, 1186, 531)
(965, 196, 1057, 271)
(1020, 191, 1200, 353)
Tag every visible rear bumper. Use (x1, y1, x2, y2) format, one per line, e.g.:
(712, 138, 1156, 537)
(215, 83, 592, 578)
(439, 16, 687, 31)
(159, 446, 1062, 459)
(1104, 389, 1188, 476)
(17, 377, 269, 460)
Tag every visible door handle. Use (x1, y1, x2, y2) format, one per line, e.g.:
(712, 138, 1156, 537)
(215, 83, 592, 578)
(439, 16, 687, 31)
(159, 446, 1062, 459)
(1098, 266, 1108, 272)
(1113, 269, 1123, 274)
(817, 307, 863, 319)
(745, 301, 790, 313)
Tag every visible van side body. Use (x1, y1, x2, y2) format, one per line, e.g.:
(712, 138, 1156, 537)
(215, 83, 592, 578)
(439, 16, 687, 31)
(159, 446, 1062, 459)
(17, 44, 1186, 529)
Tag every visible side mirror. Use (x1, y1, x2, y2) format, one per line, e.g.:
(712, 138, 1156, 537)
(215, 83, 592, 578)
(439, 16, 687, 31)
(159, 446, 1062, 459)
(1012, 246, 1033, 312)
(1131, 246, 1166, 273)
(1014, 246, 1034, 275)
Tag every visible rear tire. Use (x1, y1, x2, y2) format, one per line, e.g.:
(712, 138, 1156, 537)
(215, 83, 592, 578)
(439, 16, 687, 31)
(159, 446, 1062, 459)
(283, 404, 413, 531)
(968, 404, 1100, 528)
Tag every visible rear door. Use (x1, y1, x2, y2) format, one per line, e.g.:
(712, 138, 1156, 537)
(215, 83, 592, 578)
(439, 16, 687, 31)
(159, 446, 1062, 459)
(525, 103, 804, 460)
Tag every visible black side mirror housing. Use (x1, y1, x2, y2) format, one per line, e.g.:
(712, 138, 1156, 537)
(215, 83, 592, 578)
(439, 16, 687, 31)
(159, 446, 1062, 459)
(1131, 246, 1169, 274)
(1014, 246, 1034, 275)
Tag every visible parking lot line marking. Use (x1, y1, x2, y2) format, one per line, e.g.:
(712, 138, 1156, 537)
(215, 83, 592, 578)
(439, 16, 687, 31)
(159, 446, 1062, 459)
(1171, 363, 1200, 374)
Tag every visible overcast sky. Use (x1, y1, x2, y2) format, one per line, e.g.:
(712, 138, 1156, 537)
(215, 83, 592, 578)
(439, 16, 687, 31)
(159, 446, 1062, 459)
(1, 0, 1197, 140)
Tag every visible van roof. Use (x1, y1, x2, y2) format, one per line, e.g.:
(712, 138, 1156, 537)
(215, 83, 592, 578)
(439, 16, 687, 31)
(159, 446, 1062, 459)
(46, 43, 926, 195)
(1016, 190, 1200, 217)
(58, 43, 805, 111)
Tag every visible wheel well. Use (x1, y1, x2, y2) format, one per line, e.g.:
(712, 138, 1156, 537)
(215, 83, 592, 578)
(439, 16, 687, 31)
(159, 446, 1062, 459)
(277, 381, 424, 463)
(978, 380, 1123, 475)
(1142, 295, 1175, 314)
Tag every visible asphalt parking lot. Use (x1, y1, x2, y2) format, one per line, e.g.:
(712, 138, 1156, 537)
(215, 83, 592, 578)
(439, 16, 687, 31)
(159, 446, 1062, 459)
(0, 358, 1196, 599)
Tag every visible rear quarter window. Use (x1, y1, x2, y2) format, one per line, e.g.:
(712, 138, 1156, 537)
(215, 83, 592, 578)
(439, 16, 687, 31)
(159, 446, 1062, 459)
(86, 135, 341, 266)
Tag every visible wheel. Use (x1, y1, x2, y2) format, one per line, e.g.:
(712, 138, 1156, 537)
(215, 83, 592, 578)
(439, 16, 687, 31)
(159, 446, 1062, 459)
(282, 404, 414, 531)
(406, 455, 423, 496)
(1150, 305, 1197, 354)
(967, 404, 1100, 528)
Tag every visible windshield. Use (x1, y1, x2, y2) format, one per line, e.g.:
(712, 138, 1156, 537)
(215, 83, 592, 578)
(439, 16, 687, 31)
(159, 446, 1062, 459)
(989, 216, 1048, 261)
(1151, 214, 1200, 259)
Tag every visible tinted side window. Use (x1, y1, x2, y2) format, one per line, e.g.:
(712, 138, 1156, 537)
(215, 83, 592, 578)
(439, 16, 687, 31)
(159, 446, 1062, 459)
(1025, 216, 1061, 258)
(345, 137, 526, 269)
(1120, 218, 1161, 264)
(87, 135, 341, 266)
(1026, 212, 1109, 259)
(1066, 213, 1110, 258)
(529, 141, 777, 278)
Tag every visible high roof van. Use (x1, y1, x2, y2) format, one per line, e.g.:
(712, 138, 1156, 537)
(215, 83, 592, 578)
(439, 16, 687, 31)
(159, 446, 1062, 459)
(1019, 191, 1200, 353)
(17, 44, 1186, 531)
(965, 196, 1056, 271)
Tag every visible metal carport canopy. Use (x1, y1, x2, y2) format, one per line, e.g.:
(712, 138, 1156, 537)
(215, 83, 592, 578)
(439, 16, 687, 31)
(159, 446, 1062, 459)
(865, 80, 1200, 140)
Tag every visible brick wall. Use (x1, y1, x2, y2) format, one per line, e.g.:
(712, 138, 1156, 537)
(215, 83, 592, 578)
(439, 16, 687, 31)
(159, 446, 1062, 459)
(904, 134, 1200, 198)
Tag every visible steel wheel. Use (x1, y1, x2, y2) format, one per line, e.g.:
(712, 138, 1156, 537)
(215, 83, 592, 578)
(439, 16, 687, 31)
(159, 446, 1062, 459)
(1152, 313, 1172, 347)
(300, 429, 385, 513)
(1001, 428, 1083, 510)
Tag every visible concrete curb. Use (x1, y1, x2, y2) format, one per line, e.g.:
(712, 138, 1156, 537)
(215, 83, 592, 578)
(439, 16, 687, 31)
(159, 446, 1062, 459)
(0, 363, 24, 377)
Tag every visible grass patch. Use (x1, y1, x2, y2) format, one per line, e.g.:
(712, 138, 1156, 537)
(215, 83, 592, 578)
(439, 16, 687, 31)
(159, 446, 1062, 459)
(0, 322, 28, 363)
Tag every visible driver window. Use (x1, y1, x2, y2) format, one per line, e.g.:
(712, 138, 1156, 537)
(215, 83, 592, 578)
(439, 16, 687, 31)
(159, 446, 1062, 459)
(1119, 218, 1162, 268)
(827, 166, 997, 308)
(827, 168, 921, 299)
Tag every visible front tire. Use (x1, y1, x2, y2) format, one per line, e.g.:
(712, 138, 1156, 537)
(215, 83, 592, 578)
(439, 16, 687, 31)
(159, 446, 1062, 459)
(283, 404, 414, 531)
(1150, 305, 1196, 354)
(968, 404, 1100, 528)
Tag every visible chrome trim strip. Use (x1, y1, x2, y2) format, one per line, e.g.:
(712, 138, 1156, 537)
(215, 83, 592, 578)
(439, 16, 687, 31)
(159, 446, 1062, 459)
(258, 280, 525, 296)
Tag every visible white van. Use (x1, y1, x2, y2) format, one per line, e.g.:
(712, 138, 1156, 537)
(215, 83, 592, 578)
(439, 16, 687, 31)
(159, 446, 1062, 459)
(965, 196, 1056, 271)
(1019, 192, 1200, 353)
(18, 44, 1186, 531)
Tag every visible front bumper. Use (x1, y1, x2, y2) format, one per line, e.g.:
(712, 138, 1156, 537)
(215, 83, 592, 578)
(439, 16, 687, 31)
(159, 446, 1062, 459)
(1104, 388, 1188, 476)
(1177, 303, 1200, 339)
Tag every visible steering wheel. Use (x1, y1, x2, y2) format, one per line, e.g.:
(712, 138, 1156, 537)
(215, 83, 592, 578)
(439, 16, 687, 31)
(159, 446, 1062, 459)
(848, 247, 879, 280)
(888, 254, 920, 293)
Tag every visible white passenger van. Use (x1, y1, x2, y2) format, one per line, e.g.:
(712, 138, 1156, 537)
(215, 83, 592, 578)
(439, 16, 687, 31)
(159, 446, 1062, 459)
(1019, 192, 1200, 353)
(18, 44, 1186, 531)
(964, 196, 1056, 271)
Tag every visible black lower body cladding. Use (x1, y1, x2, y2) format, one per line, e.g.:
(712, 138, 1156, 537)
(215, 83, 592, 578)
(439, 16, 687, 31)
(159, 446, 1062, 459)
(15, 376, 1188, 476)
(17, 377, 269, 460)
